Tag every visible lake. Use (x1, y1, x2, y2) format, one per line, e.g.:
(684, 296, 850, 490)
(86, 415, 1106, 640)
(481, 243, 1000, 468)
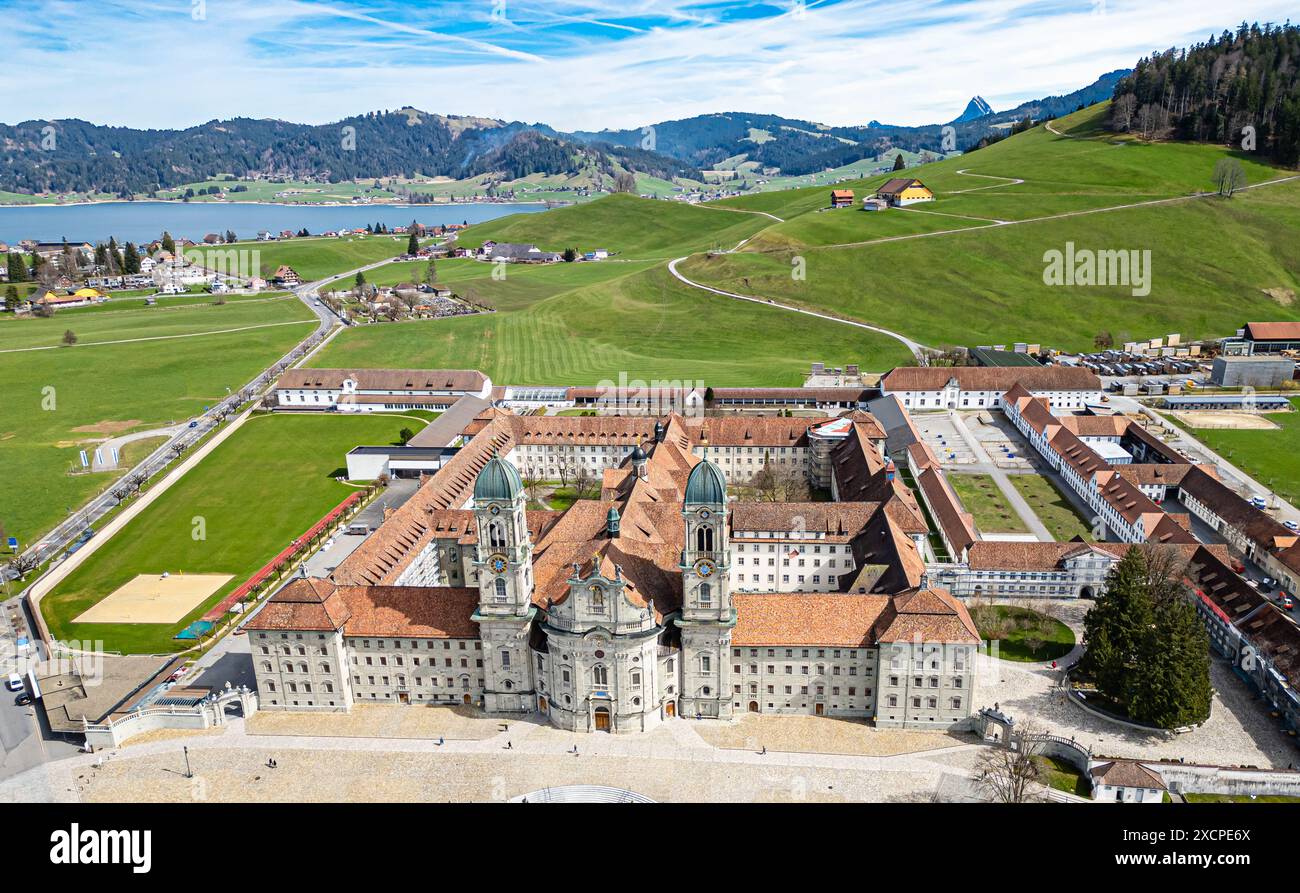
(0, 201, 547, 245)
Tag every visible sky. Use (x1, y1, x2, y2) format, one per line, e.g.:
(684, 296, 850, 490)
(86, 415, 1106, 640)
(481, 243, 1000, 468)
(1, 0, 1295, 131)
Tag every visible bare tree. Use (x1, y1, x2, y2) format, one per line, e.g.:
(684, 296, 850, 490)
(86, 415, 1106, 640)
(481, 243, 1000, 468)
(1111, 94, 1137, 132)
(1213, 158, 1246, 197)
(573, 463, 596, 500)
(974, 718, 1051, 803)
(523, 476, 543, 505)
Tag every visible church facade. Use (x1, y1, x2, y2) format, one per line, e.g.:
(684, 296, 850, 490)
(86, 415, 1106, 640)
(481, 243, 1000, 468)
(247, 410, 980, 733)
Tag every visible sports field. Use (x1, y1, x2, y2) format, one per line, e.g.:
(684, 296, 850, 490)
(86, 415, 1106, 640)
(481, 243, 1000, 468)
(1185, 400, 1300, 506)
(40, 412, 423, 654)
(0, 295, 316, 545)
(74, 573, 234, 624)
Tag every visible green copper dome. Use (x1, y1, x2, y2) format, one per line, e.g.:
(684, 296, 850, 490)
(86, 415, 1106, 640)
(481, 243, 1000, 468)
(474, 454, 524, 501)
(684, 458, 727, 504)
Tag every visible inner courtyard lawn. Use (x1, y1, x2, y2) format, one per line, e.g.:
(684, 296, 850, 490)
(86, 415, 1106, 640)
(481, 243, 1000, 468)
(1008, 473, 1096, 542)
(947, 473, 1029, 534)
(0, 300, 316, 545)
(40, 412, 424, 655)
(969, 604, 1076, 663)
(1183, 400, 1300, 506)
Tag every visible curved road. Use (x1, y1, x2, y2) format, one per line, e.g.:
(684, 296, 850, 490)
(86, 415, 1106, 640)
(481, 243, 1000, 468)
(667, 256, 927, 364)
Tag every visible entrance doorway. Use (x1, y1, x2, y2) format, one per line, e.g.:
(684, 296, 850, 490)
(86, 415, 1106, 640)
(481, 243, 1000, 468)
(538, 697, 548, 713)
(397, 692, 410, 705)
(747, 701, 759, 713)
(815, 703, 824, 716)
(665, 701, 676, 717)
(594, 707, 611, 732)
(462, 694, 472, 705)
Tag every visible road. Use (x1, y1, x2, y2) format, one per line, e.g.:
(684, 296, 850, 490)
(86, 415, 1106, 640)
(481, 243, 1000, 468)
(667, 256, 928, 365)
(1112, 396, 1300, 527)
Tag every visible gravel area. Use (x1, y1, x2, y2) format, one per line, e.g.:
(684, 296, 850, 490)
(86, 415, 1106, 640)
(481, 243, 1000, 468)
(977, 654, 1297, 768)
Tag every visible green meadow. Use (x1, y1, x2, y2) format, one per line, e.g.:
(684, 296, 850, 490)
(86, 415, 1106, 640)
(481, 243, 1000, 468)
(0, 297, 315, 544)
(199, 234, 410, 282)
(312, 261, 913, 386)
(680, 104, 1300, 352)
(40, 413, 421, 654)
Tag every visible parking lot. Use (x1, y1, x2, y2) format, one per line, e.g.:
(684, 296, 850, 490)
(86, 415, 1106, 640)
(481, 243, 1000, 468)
(913, 411, 1034, 470)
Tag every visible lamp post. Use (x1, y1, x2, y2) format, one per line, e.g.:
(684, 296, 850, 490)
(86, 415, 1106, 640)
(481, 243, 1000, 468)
(183, 746, 192, 779)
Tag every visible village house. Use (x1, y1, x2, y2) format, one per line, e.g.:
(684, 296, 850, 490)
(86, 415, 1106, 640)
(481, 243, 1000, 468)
(875, 178, 934, 206)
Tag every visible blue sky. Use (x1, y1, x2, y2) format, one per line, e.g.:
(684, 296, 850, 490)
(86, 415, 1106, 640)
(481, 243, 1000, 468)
(2, 0, 1295, 130)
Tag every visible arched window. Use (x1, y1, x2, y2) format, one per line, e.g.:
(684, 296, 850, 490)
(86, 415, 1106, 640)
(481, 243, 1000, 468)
(261, 661, 272, 672)
(494, 578, 507, 601)
(698, 583, 712, 605)
(489, 521, 506, 549)
(593, 665, 608, 685)
(696, 525, 713, 552)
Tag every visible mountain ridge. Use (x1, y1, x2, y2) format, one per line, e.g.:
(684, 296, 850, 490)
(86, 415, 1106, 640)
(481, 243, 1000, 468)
(0, 70, 1129, 197)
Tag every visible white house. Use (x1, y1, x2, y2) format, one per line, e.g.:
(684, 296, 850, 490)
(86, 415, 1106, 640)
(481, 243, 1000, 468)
(1089, 760, 1167, 803)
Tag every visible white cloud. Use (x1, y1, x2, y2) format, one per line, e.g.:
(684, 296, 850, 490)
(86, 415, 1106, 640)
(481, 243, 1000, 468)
(2, 0, 1295, 130)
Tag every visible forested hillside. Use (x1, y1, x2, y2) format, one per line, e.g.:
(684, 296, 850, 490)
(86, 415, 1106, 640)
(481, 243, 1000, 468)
(1111, 21, 1300, 164)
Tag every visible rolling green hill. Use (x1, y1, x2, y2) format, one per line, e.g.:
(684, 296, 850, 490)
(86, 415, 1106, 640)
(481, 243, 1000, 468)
(456, 193, 773, 259)
(313, 262, 912, 386)
(318, 100, 1300, 384)
(680, 103, 1300, 351)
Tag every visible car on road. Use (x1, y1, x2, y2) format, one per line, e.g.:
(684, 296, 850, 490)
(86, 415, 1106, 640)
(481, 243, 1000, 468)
(14, 692, 32, 706)
(6, 672, 24, 692)
(188, 420, 199, 428)
(1286, 520, 1298, 532)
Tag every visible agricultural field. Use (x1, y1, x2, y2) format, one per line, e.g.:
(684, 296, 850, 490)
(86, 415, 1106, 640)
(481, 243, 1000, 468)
(40, 412, 423, 654)
(0, 296, 315, 545)
(311, 263, 913, 386)
(948, 473, 1028, 535)
(200, 234, 411, 282)
(1184, 400, 1300, 505)
(682, 102, 1300, 351)
(153, 179, 400, 204)
(457, 192, 774, 260)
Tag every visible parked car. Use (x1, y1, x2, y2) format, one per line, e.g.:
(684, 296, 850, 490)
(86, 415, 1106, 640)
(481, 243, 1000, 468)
(6, 672, 23, 692)
(1285, 520, 1298, 531)
(14, 692, 32, 707)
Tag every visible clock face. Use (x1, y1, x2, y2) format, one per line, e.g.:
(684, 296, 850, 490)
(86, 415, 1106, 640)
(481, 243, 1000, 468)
(695, 559, 716, 578)
(489, 504, 501, 516)
(489, 554, 508, 574)
(699, 509, 711, 520)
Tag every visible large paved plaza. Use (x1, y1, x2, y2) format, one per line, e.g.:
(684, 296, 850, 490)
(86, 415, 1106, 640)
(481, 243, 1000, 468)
(0, 711, 989, 804)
